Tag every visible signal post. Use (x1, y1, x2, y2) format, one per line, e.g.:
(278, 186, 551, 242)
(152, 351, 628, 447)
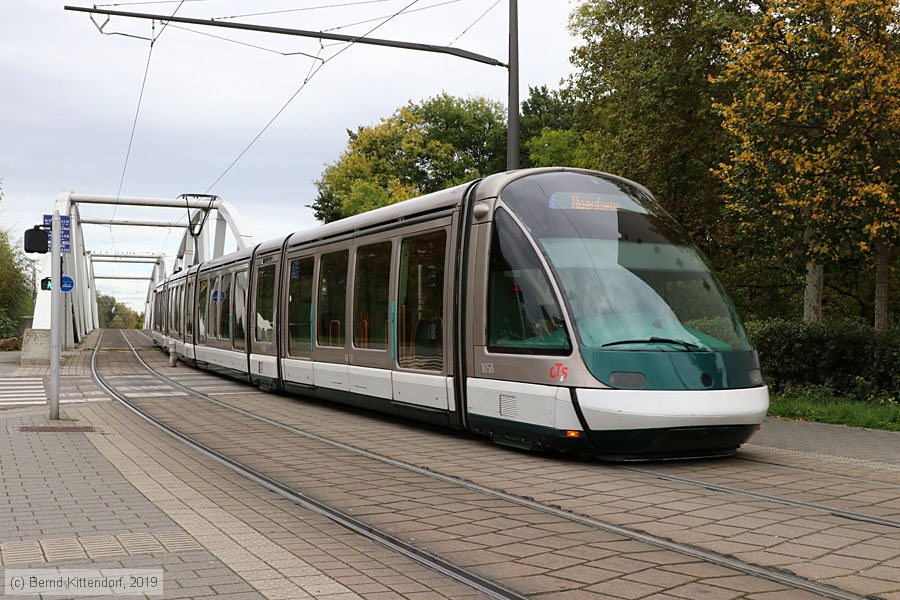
(25, 211, 69, 420)
(48, 211, 61, 419)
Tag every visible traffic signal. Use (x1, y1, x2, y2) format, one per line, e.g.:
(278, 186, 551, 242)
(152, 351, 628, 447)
(24, 226, 49, 254)
(40, 277, 52, 291)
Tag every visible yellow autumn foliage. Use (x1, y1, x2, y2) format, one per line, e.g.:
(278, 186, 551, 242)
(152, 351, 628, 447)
(713, 0, 898, 264)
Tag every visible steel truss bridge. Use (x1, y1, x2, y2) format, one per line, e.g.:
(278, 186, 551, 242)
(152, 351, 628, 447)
(28, 192, 252, 354)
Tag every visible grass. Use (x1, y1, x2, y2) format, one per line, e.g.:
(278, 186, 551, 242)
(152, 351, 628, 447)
(768, 392, 900, 432)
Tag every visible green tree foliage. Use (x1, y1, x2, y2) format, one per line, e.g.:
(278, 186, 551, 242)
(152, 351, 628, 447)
(525, 128, 587, 169)
(714, 0, 900, 329)
(0, 231, 33, 325)
(568, 0, 758, 248)
(96, 292, 142, 329)
(520, 85, 582, 168)
(0, 181, 35, 338)
(312, 94, 506, 223)
(520, 85, 576, 144)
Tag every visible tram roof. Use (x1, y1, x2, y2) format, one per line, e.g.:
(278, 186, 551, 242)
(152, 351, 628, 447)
(156, 168, 656, 286)
(283, 181, 471, 251)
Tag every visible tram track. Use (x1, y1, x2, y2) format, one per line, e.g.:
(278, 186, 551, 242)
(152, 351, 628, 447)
(128, 331, 900, 532)
(92, 330, 524, 600)
(733, 453, 900, 487)
(106, 329, 887, 600)
(610, 464, 900, 530)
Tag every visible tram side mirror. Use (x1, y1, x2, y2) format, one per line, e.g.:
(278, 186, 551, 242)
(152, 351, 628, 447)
(24, 226, 48, 254)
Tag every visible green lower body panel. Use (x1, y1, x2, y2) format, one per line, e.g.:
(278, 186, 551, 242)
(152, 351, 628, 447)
(584, 424, 758, 460)
(282, 382, 454, 429)
(193, 360, 251, 384)
(467, 415, 592, 453)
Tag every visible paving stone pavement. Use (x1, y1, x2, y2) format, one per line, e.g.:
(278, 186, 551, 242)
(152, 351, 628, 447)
(0, 412, 264, 600)
(4, 328, 898, 600)
(0, 351, 20, 377)
(0, 400, 489, 598)
(124, 330, 900, 600)
(750, 418, 900, 467)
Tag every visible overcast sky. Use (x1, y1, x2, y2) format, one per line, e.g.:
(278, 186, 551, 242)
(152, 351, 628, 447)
(0, 0, 579, 310)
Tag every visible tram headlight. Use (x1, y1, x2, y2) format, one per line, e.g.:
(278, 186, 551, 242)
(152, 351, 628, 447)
(749, 369, 764, 386)
(609, 371, 646, 388)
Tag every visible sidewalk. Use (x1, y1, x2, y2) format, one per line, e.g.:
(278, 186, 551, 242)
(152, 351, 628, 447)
(752, 416, 900, 467)
(1, 334, 897, 599)
(0, 403, 482, 599)
(0, 351, 20, 377)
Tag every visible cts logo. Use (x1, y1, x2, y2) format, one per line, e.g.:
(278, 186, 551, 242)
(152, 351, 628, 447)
(549, 362, 569, 381)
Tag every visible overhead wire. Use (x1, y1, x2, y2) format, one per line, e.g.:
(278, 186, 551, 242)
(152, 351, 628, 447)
(321, 0, 461, 33)
(164, 1, 463, 53)
(447, 0, 501, 46)
(108, 20, 155, 259)
(204, 0, 422, 193)
(106, 0, 479, 262)
(166, 23, 326, 59)
(96, 0, 220, 6)
(212, 0, 395, 21)
(110, 0, 185, 273)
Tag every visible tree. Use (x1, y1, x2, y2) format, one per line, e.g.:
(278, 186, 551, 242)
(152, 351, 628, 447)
(0, 179, 35, 338)
(521, 85, 576, 144)
(714, 0, 899, 329)
(312, 94, 506, 223)
(95, 293, 141, 329)
(525, 128, 587, 169)
(568, 0, 758, 251)
(520, 85, 582, 167)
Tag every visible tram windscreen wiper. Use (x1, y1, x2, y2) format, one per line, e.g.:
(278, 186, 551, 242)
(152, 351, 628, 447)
(601, 337, 701, 351)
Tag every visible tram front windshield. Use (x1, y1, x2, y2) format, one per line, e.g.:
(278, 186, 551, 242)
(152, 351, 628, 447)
(500, 172, 751, 352)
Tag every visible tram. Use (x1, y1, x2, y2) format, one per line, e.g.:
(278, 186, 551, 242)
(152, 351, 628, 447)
(150, 168, 768, 459)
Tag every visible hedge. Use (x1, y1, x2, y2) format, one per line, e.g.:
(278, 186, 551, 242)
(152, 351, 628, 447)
(744, 319, 900, 400)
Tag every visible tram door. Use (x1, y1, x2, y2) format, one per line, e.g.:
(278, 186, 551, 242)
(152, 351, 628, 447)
(389, 220, 454, 423)
(249, 253, 281, 388)
(464, 204, 584, 433)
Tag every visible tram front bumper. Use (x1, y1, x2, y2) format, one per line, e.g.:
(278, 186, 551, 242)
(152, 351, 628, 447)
(576, 386, 769, 458)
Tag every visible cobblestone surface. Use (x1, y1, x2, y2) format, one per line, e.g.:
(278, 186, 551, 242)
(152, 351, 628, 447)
(4, 328, 898, 599)
(95, 333, 836, 598)
(123, 330, 900, 599)
(0, 411, 263, 600)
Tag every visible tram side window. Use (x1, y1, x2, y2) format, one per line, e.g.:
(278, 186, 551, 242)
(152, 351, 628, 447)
(176, 286, 183, 335)
(173, 288, 179, 333)
(210, 276, 222, 338)
(232, 270, 248, 350)
(397, 230, 446, 371)
(255, 263, 277, 344)
(218, 273, 232, 341)
(180, 285, 186, 335)
(317, 251, 348, 348)
(185, 281, 194, 337)
(353, 242, 390, 351)
(487, 209, 571, 355)
(168, 289, 174, 334)
(288, 258, 314, 356)
(198, 279, 209, 343)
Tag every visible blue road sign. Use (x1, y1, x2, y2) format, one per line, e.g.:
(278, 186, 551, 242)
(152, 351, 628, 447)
(45, 229, 70, 241)
(43, 214, 71, 228)
(60, 276, 75, 293)
(45, 235, 71, 253)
